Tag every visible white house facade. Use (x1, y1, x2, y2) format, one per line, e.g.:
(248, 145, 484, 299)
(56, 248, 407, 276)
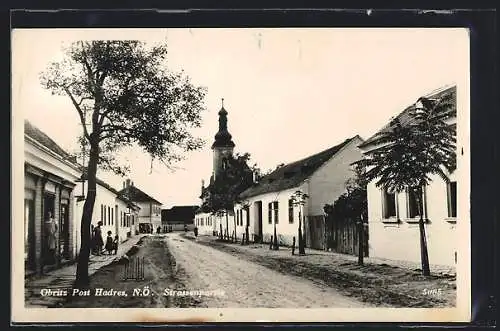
(238, 135, 365, 246)
(118, 179, 162, 234)
(359, 85, 458, 267)
(24, 121, 81, 275)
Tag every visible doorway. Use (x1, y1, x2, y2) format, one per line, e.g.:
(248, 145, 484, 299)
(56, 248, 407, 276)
(254, 201, 263, 242)
(24, 197, 35, 272)
(42, 193, 56, 266)
(60, 200, 70, 259)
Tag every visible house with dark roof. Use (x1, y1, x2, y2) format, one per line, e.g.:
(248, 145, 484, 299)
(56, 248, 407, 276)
(24, 120, 82, 275)
(162, 206, 198, 231)
(234, 135, 365, 246)
(118, 179, 163, 233)
(358, 85, 458, 267)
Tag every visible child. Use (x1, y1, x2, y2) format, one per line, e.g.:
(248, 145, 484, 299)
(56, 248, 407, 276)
(105, 231, 114, 255)
(113, 235, 119, 255)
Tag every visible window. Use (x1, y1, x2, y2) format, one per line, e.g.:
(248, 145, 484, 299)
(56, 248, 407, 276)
(382, 189, 397, 219)
(268, 202, 272, 224)
(407, 186, 423, 219)
(101, 205, 104, 223)
(103, 206, 107, 225)
(236, 209, 240, 226)
(447, 181, 457, 218)
(108, 206, 111, 225)
(111, 208, 114, 225)
(239, 209, 243, 226)
(273, 201, 279, 224)
(288, 199, 294, 223)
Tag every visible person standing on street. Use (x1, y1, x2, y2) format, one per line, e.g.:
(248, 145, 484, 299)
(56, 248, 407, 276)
(45, 211, 58, 265)
(94, 221, 104, 255)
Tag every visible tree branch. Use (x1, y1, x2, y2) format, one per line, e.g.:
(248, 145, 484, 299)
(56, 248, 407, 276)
(79, 41, 97, 95)
(63, 86, 91, 141)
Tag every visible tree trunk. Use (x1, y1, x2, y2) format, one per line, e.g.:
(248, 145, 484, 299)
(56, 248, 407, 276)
(225, 212, 229, 241)
(273, 221, 278, 250)
(298, 209, 305, 255)
(245, 225, 249, 245)
(219, 223, 223, 240)
(358, 217, 364, 265)
(415, 188, 430, 276)
(74, 143, 99, 288)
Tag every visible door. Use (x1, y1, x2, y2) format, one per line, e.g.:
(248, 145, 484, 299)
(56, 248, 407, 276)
(254, 201, 263, 242)
(59, 201, 70, 259)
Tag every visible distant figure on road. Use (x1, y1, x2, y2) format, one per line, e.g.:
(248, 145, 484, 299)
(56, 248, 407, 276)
(105, 231, 114, 255)
(157, 226, 161, 234)
(194, 227, 198, 237)
(184, 225, 188, 232)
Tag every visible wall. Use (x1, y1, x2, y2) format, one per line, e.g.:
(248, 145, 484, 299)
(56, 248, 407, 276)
(237, 185, 307, 246)
(137, 201, 162, 231)
(195, 212, 217, 235)
(366, 172, 457, 267)
(307, 136, 365, 215)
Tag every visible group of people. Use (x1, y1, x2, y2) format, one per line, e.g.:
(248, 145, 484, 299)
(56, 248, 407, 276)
(91, 221, 119, 256)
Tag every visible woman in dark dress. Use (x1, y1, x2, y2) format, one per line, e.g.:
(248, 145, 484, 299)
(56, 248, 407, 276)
(94, 221, 104, 255)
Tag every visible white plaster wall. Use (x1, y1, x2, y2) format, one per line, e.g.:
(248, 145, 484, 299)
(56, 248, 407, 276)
(241, 186, 306, 245)
(307, 136, 365, 216)
(195, 212, 217, 235)
(137, 202, 162, 231)
(366, 172, 457, 267)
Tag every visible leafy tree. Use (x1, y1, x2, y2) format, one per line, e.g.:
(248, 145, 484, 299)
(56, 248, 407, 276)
(324, 163, 368, 265)
(359, 91, 456, 276)
(201, 153, 254, 240)
(40, 41, 206, 287)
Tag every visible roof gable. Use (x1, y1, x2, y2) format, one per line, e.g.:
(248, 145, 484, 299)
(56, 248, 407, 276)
(25, 120, 79, 165)
(359, 85, 456, 148)
(239, 136, 357, 199)
(118, 185, 162, 205)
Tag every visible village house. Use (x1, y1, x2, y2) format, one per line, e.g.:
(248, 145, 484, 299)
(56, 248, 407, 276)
(358, 85, 458, 267)
(118, 179, 163, 234)
(24, 120, 145, 276)
(73, 178, 140, 245)
(163, 205, 197, 232)
(24, 120, 81, 276)
(237, 135, 365, 247)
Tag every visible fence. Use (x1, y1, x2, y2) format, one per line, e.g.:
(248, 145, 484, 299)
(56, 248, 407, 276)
(305, 215, 327, 250)
(122, 256, 145, 281)
(326, 214, 368, 257)
(305, 214, 368, 256)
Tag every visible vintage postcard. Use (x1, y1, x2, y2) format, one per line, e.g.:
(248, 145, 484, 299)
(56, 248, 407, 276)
(12, 27, 471, 323)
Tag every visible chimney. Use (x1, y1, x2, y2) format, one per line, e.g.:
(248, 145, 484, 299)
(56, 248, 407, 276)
(126, 179, 131, 188)
(123, 182, 126, 189)
(253, 170, 259, 183)
(201, 179, 205, 188)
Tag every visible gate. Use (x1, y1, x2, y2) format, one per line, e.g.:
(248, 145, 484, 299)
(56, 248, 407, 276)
(305, 215, 326, 250)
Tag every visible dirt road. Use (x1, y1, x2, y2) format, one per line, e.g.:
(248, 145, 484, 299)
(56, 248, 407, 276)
(166, 233, 367, 308)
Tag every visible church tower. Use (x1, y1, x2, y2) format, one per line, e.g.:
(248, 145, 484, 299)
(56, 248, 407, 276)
(211, 98, 235, 181)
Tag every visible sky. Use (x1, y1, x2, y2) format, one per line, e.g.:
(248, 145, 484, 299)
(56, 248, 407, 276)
(13, 28, 469, 208)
